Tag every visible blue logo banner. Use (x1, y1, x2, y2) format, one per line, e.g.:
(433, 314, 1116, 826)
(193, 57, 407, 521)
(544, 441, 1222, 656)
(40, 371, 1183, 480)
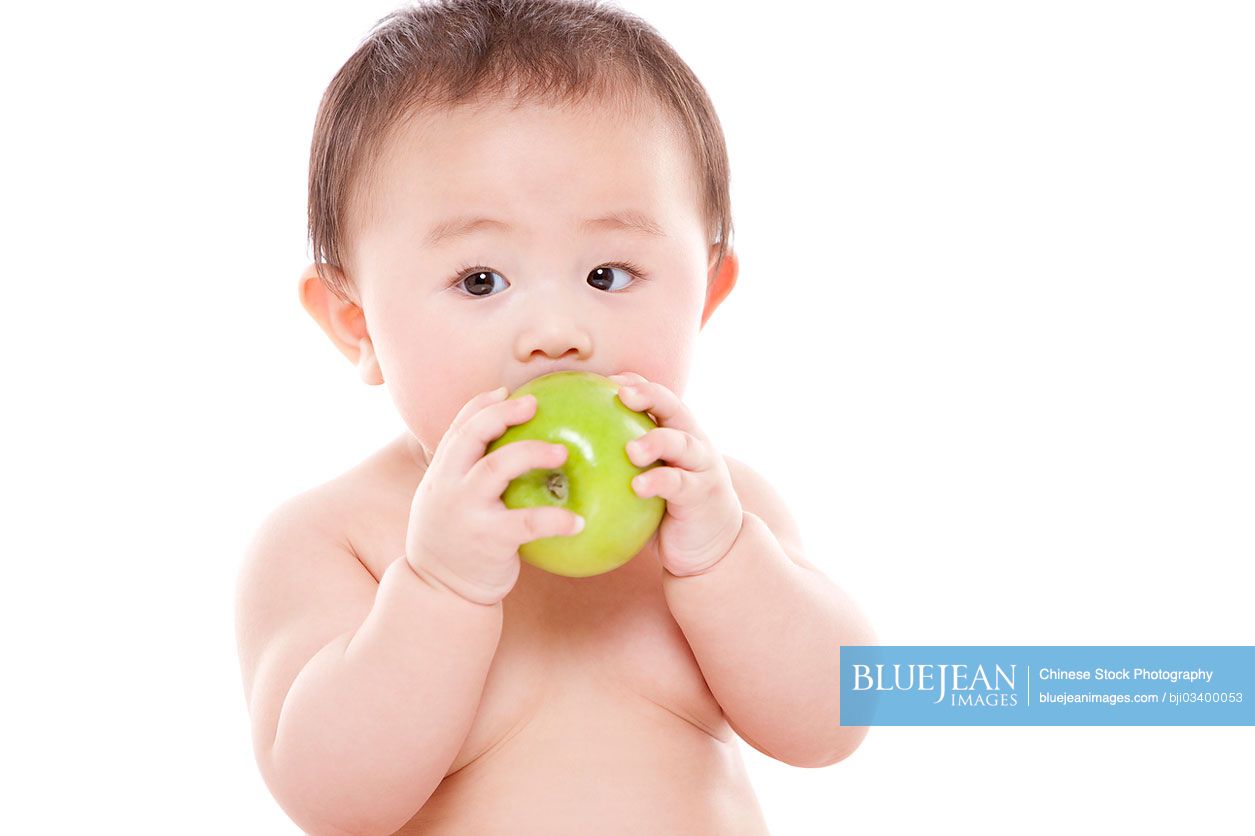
(839, 646, 1254, 725)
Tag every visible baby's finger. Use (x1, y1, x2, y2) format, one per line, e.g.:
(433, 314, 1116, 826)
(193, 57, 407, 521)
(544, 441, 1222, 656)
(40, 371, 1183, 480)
(448, 386, 510, 435)
(632, 465, 702, 505)
(445, 394, 538, 474)
(470, 439, 568, 499)
(626, 427, 711, 471)
(617, 379, 701, 437)
(504, 505, 585, 546)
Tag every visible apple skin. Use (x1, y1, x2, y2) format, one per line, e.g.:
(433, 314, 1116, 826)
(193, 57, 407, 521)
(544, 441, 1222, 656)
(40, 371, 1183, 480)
(486, 371, 666, 577)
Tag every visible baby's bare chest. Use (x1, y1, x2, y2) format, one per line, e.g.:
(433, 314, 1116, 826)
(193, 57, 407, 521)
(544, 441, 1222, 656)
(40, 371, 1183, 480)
(473, 552, 731, 754)
(344, 477, 731, 777)
(453, 551, 735, 778)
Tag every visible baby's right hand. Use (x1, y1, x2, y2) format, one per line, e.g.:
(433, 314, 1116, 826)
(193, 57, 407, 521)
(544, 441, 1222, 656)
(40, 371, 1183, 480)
(404, 386, 584, 605)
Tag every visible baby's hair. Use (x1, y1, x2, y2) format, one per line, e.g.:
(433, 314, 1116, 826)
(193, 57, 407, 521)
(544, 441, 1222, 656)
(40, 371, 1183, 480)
(307, 0, 734, 304)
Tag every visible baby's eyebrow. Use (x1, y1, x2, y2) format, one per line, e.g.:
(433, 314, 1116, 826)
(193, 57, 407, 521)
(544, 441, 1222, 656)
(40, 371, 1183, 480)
(423, 209, 666, 247)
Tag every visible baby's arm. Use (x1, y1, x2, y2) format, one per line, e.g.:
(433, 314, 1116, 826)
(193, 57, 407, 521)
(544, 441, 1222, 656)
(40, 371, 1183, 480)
(234, 492, 502, 836)
(662, 456, 878, 768)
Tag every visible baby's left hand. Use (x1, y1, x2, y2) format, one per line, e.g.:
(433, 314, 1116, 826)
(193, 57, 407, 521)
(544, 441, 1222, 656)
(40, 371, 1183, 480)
(608, 372, 744, 576)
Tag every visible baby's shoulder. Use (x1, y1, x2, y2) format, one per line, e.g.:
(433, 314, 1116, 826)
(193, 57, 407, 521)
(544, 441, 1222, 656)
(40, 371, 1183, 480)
(720, 453, 818, 574)
(287, 435, 420, 579)
(259, 456, 377, 544)
(241, 435, 415, 577)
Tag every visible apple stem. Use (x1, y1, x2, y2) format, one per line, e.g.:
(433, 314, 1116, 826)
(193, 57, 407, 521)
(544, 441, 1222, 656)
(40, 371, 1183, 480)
(546, 471, 568, 502)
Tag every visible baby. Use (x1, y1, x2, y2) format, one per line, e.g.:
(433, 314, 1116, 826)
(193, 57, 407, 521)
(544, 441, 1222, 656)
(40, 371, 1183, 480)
(234, 1, 877, 833)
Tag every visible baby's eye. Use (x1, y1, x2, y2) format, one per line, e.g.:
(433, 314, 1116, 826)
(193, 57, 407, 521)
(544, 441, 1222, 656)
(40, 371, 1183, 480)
(457, 269, 509, 297)
(587, 265, 634, 292)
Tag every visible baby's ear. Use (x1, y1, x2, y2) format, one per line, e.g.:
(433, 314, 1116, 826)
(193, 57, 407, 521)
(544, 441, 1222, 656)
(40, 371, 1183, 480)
(700, 247, 739, 329)
(298, 262, 384, 385)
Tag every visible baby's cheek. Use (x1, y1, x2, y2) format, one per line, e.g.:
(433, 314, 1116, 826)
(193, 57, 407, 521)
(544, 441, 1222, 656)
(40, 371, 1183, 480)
(617, 333, 696, 398)
(637, 364, 691, 402)
(382, 363, 458, 451)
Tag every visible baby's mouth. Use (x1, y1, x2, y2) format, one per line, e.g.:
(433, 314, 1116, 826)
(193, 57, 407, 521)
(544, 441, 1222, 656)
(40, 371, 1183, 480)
(512, 363, 603, 389)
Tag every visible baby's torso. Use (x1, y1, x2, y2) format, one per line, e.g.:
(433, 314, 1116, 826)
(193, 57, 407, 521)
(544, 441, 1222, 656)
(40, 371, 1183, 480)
(340, 437, 771, 835)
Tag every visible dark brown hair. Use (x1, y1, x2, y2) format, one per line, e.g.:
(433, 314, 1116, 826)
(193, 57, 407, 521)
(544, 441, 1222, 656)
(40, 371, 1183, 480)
(307, 0, 734, 303)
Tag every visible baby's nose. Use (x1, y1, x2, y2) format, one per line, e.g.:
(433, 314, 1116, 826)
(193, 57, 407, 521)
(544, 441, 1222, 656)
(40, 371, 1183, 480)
(514, 315, 593, 364)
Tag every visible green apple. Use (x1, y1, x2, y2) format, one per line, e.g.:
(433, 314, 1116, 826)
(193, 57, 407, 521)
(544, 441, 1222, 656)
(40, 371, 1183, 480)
(486, 370, 666, 577)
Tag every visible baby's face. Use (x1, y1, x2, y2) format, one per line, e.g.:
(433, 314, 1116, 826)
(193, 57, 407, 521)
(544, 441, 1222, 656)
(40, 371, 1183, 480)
(349, 92, 720, 462)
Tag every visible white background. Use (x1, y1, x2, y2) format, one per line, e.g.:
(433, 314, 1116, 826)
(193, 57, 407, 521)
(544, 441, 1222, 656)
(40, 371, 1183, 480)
(3, 0, 1252, 833)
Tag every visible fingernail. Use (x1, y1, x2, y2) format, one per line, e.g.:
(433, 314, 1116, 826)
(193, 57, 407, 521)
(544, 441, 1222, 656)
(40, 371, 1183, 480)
(493, 386, 508, 397)
(572, 515, 585, 533)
